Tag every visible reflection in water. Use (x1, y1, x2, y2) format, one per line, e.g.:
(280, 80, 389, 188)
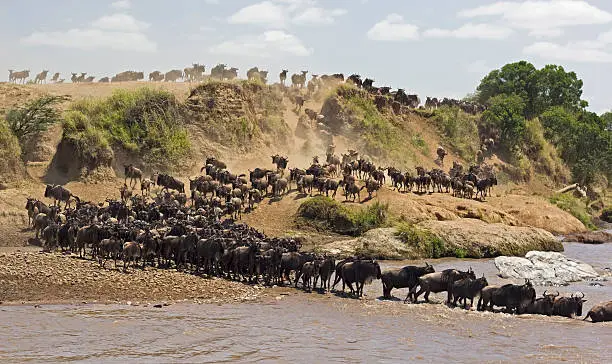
(0, 243, 610, 363)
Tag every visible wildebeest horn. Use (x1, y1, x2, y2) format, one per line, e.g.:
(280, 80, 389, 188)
(578, 291, 585, 299)
(543, 290, 548, 297)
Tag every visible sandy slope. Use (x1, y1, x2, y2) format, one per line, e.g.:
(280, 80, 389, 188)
(0, 81, 586, 249)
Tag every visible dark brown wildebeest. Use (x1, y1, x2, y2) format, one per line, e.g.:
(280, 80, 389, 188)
(449, 275, 489, 309)
(300, 260, 321, 292)
(525, 290, 559, 316)
(406, 268, 476, 304)
(279, 69, 288, 86)
(552, 292, 586, 318)
(583, 300, 612, 323)
(44, 184, 80, 209)
(477, 279, 536, 313)
(318, 256, 336, 291)
(340, 259, 382, 297)
(381, 263, 435, 299)
(157, 174, 184, 193)
(294, 95, 305, 112)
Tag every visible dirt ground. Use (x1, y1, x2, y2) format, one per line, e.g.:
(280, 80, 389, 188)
(0, 248, 262, 305)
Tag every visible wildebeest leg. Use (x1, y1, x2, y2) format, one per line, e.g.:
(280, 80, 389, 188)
(294, 270, 302, 288)
(346, 282, 355, 295)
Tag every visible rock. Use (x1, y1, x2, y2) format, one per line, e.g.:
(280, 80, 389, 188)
(319, 220, 562, 260)
(153, 304, 163, 308)
(562, 231, 612, 244)
(494, 251, 600, 286)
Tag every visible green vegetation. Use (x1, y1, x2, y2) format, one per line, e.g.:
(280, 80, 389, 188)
(5, 95, 68, 154)
(342, 89, 401, 157)
(297, 196, 389, 236)
(430, 106, 480, 161)
(0, 118, 25, 181)
(549, 193, 596, 230)
(411, 133, 429, 155)
(476, 61, 611, 186)
(62, 88, 190, 170)
(395, 222, 449, 258)
(334, 85, 416, 166)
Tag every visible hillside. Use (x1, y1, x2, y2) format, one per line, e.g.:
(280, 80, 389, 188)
(0, 80, 595, 257)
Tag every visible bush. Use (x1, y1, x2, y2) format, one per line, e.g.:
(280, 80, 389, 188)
(430, 106, 480, 161)
(549, 193, 596, 230)
(395, 222, 448, 258)
(297, 196, 389, 236)
(62, 88, 190, 170)
(5, 95, 68, 152)
(0, 119, 25, 181)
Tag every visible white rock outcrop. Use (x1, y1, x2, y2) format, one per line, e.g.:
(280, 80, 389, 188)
(494, 251, 600, 286)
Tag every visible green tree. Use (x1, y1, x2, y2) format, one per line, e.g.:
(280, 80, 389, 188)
(476, 61, 586, 118)
(481, 94, 526, 152)
(476, 61, 538, 116)
(5, 95, 69, 145)
(534, 65, 585, 114)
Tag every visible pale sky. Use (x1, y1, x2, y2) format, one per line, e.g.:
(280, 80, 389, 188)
(2, 0, 612, 113)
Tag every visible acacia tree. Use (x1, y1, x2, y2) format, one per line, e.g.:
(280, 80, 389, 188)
(5, 95, 69, 144)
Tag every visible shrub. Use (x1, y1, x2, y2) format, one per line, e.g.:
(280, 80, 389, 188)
(395, 222, 448, 258)
(297, 196, 389, 236)
(62, 88, 190, 170)
(549, 193, 596, 230)
(5, 95, 68, 152)
(430, 106, 480, 161)
(0, 119, 25, 181)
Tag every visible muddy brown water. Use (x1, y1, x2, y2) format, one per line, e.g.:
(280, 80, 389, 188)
(0, 242, 610, 363)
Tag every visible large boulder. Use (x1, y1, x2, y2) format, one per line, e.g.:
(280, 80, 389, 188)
(494, 251, 600, 286)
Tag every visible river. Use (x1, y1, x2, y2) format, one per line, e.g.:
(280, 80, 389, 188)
(0, 242, 610, 363)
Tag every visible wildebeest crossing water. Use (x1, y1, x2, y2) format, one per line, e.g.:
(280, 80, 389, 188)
(1, 246, 610, 363)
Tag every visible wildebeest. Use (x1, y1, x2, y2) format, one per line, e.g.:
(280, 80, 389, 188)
(164, 69, 183, 82)
(406, 268, 476, 304)
(294, 95, 305, 112)
(279, 69, 288, 86)
(525, 290, 559, 316)
(34, 70, 49, 84)
(449, 275, 488, 308)
(340, 259, 382, 297)
(477, 280, 536, 313)
(552, 292, 586, 318)
(381, 263, 435, 299)
(122, 241, 142, 272)
(44, 184, 80, 209)
(318, 256, 336, 291)
(156, 174, 185, 193)
(583, 300, 612, 323)
(124, 164, 142, 187)
(300, 260, 321, 292)
(291, 71, 308, 88)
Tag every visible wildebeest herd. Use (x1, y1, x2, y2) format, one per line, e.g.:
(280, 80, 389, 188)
(23, 152, 611, 323)
(7, 64, 484, 114)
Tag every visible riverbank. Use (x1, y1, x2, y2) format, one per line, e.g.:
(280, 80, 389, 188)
(0, 249, 261, 305)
